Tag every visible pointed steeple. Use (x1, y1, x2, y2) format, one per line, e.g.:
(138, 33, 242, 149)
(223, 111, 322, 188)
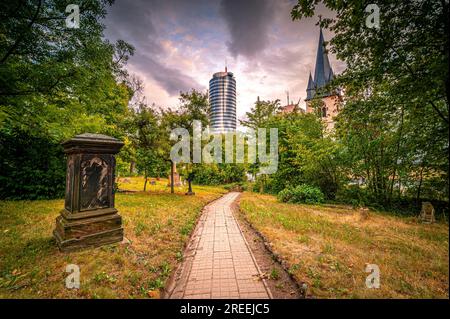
(313, 27, 333, 89)
(306, 72, 315, 100)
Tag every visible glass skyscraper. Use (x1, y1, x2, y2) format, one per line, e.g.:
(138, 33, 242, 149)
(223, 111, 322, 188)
(209, 69, 236, 133)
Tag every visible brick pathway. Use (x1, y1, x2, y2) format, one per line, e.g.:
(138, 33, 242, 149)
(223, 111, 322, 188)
(168, 192, 272, 299)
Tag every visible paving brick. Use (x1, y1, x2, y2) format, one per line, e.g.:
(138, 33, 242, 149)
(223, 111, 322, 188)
(169, 192, 271, 299)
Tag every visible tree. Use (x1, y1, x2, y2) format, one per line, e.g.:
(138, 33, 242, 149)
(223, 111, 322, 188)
(263, 112, 344, 199)
(291, 0, 449, 125)
(0, 0, 135, 199)
(291, 0, 449, 207)
(128, 103, 166, 191)
(239, 98, 281, 130)
(161, 89, 210, 190)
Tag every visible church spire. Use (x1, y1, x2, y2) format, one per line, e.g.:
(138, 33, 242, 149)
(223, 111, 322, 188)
(313, 27, 333, 90)
(306, 72, 315, 100)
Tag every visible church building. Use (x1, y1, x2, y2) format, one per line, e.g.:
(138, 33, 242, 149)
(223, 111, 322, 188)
(305, 27, 342, 130)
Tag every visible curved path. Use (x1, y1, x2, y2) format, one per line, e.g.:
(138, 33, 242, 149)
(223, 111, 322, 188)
(168, 192, 272, 299)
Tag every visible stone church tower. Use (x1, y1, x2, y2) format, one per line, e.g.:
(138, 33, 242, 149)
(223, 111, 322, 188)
(305, 28, 341, 130)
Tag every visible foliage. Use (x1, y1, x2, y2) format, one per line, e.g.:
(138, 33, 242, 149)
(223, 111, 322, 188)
(0, 0, 134, 199)
(239, 98, 281, 130)
(290, 0, 449, 209)
(291, 0, 448, 125)
(240, 192, 449, 298)
(0, 128, 65, 199)
(223, 182, 247, 192)
(126, 103, 167, 190)
(0, 177, 227, 298)
(278, 184, 325, 204)
(190, 163, 246, 186)
(248, 111, 345, 199)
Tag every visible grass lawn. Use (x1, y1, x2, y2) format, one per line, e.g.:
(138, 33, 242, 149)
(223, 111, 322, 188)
(239, 192, 449, 298)
(0, 177, 226, 298)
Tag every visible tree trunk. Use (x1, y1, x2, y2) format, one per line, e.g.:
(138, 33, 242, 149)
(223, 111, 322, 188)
(416, 165, 425, 204)
(129, 161, 136, 174)
(144, 169, 148, 192)
(170, 160, 174, 194)
(389, 105, 404, 201)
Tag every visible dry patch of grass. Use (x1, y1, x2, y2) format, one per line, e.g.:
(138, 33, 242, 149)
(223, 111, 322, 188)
(0, 177, 226, 298)
(239, 192, 449, 298)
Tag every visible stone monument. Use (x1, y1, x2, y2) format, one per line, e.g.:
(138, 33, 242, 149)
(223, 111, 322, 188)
(53, 133, 124, 252)
(419, 201, 435, 224)
(167, 162, 182, 187)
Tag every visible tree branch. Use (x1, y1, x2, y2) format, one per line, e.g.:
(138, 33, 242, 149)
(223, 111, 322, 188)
(0, 0, 42, 64)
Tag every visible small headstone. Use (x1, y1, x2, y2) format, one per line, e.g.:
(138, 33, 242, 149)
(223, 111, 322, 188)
(359, 207, 370, 221)
(121, 236, 131, 245)
(167, 162, 182, 186)
(419, 202, 435, 224)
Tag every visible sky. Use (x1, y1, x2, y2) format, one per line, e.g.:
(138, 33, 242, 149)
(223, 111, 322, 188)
(103, 0, 346, 123)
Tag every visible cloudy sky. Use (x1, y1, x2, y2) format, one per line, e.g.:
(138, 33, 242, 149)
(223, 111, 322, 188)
(103, 0, 345, 122)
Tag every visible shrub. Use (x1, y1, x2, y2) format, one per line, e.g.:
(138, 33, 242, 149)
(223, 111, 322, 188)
(191, 164, 246, 185)
(0, 129, 65, 200)
(224, 182, 247, 192)
(335, 185, 369, 207)
(277, 188, 294, 202)
(252, 175, 279, 194)
(278, 184, 325, 204)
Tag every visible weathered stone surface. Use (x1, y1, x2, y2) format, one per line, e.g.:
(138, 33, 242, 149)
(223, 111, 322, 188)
(419, 202, 435, 224)
(53, 133, 124, 252)
(168, 162, 182, 187)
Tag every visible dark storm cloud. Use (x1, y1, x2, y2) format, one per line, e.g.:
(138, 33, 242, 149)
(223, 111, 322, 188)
(219, 0, 275, 57)
(103, 0, 204, 95)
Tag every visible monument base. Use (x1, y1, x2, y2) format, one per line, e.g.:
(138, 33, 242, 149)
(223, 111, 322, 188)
(167, 172, 182, 187)
(53, 209, 123, 252)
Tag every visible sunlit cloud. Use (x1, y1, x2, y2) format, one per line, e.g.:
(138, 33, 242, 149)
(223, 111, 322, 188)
(103, 0, 345, 124)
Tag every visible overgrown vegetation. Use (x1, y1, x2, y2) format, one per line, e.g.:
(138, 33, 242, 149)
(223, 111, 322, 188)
(0, 0, 134, 199)
(278, 185, 325, 204)
(240, 0, 449, 216)
(0, 177, 226, 298)
(240, 192, 449, 298)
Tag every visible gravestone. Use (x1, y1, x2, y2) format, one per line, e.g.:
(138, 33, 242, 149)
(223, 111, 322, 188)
(167, 162, 182, 187)
(419, 202, 435, 224)
(121, 177, 131, 183)
(53, 133, 124, 252)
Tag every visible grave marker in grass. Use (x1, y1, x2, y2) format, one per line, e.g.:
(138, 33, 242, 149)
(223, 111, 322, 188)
(53, 133, 124, 252)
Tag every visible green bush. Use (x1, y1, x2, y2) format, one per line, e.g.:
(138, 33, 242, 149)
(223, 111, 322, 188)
(335, 185, 369, 207)
(277, 187, 294, 202)
(0, 129, 65, 200)
(278, 184, 325, 204)
(223, 182, 247, 192)
(191, 163, 246, 185)
(252, 175, 279, 194)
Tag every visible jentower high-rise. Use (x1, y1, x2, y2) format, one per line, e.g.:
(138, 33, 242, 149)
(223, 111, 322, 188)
(209, 68, 237, 133)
